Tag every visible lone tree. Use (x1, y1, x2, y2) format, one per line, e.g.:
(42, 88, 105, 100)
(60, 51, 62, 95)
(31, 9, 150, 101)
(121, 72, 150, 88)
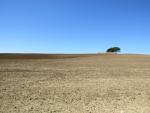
(106, 47, 121, 53)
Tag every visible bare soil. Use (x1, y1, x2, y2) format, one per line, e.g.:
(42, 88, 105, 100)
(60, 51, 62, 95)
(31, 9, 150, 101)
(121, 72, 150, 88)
(0, 54, 150, 113)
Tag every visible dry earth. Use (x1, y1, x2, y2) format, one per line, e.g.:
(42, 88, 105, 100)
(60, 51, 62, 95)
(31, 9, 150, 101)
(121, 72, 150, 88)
(0, 54, 150, 113)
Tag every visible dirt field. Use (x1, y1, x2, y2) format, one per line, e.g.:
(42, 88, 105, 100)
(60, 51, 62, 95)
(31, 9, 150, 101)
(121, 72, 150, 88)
(0, 54, 150, 113)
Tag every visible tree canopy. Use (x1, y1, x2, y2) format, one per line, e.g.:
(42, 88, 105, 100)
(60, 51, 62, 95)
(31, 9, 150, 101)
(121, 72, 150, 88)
(106, 47, 121, 53)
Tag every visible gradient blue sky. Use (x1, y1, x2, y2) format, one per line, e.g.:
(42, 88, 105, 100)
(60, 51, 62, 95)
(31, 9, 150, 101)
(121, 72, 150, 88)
(0, 0, 150, 54)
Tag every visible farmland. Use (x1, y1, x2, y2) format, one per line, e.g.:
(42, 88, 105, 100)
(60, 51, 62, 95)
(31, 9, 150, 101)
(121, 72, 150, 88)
(0, 54, 150, 113)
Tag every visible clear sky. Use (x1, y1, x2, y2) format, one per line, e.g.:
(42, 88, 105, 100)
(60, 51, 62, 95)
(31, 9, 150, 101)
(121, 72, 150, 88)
(0, 0, 150, 54)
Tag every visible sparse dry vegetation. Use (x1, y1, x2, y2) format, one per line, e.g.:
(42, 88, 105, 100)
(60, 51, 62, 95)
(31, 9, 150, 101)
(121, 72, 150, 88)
(0, 54, 150, 113)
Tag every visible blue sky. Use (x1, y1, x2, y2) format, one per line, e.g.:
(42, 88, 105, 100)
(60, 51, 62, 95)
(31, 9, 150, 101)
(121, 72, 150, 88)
(0, 0, 150, 54)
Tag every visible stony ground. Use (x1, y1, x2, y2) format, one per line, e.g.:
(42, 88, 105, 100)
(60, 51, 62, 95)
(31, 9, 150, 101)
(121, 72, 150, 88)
(0, 54, 150, 113)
